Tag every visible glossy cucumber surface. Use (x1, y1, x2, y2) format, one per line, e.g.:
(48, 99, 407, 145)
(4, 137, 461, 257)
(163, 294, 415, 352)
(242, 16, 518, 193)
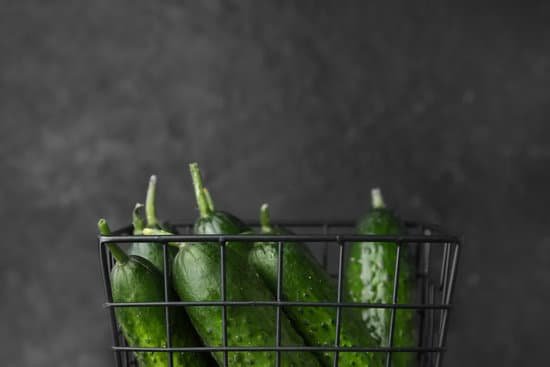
(112, 255, 213, 367)
(172, 242, 323, 366)
(345, 190, 416, 367)
(249, 205, 383, 367)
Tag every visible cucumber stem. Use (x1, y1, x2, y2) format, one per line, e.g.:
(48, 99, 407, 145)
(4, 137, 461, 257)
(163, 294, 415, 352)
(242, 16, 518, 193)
(203, 187, 215, 212)
(142, 228, 184, 249)
(132, 203, 145, 235)
(259, 203, 272, 233)
(98, 218, 129, 264)
(371, 188, 386, 209)
(145, 175, 159, 228)
(189, 162, 212, 218)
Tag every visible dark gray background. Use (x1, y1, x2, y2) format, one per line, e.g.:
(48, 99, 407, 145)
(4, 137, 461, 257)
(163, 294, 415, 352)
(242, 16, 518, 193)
(1, 1, 549, 366)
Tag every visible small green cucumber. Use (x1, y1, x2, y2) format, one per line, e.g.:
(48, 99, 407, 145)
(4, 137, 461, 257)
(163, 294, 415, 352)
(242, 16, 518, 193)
(171, 238, 323, 367)
(345, 189, 416, 367)
(98, 219, 213, 367)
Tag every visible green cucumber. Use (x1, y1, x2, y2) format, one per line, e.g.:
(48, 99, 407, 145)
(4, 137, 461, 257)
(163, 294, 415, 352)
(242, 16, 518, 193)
(98, 219, 213, 367)
(189, 163, 251, 257)
(345, 188, 416, 367)
(170, 236, 323, 366)
(159, 163, 322, 366)
(143, 227, 322, 366)
(249, 204, 384, 367)
(128, 175, 177, 272)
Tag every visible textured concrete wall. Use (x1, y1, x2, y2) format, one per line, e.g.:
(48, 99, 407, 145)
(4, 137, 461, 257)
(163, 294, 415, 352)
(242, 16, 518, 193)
(1, 1, 549, 366)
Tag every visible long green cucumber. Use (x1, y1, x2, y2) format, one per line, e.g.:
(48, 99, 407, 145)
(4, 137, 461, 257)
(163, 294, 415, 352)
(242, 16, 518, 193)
(345, 189, 416, 367)
(156, 163, 321, 366)
(128, 175, 177, 272)
(143, 227, 322, 366)
(170, 237, 322, 367)
(249, 204, 384, 367)
(98, 219, 213, 367)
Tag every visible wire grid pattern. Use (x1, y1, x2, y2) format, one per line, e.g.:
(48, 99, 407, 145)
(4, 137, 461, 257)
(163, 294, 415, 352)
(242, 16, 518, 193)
(99, 221, 461, 367)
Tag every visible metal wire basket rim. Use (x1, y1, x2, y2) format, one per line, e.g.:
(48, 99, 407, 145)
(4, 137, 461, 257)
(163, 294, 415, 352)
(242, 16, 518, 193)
(106, 220, 459, 238)
(103, 300, 451, 309)
(100, 234, 459, 244)
(99, 219, 461, 367)
(111, 346, 445, 353)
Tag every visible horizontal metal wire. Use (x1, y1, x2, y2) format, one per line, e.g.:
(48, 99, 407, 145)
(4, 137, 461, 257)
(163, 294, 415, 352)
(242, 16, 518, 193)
(99, 234, 459, 244)
(103, 300, 451, 309)
(112, 346, 445, 353)
(112, 220, 456, 236)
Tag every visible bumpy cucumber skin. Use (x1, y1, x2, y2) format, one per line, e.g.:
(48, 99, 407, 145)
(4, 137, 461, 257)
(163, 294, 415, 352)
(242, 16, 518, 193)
(172, 243, 322, 367)
(345, 209, 416, 367)
(249, 234, 383, 367)
(111, 255, 212, 367)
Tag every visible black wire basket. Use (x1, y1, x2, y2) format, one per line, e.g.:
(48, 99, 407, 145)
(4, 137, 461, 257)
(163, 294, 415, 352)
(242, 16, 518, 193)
(99, 220, 461, 367)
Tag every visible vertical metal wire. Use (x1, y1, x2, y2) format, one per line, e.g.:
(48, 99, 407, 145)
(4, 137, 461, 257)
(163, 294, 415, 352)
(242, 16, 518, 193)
(111, 246, 130, 365)
(415, 230, 424, 365)
(385, 241, 402, 367)
(434, 242, 451, 367)
(427, 284, 435, 367)
(99, 239, 123, 367)
(439, 243, 450, 294)
(333, 239, 345, 367)
(120, 331, 129, 366)
(220, 240, 228, 367)
(438, 243, 451, 339)
(418, 229, 431, 365)
(434, 243, 460, 367)
(113, 250, 129, 367)
(163, 242, 174, 367)
(275, 241, 284, 367)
